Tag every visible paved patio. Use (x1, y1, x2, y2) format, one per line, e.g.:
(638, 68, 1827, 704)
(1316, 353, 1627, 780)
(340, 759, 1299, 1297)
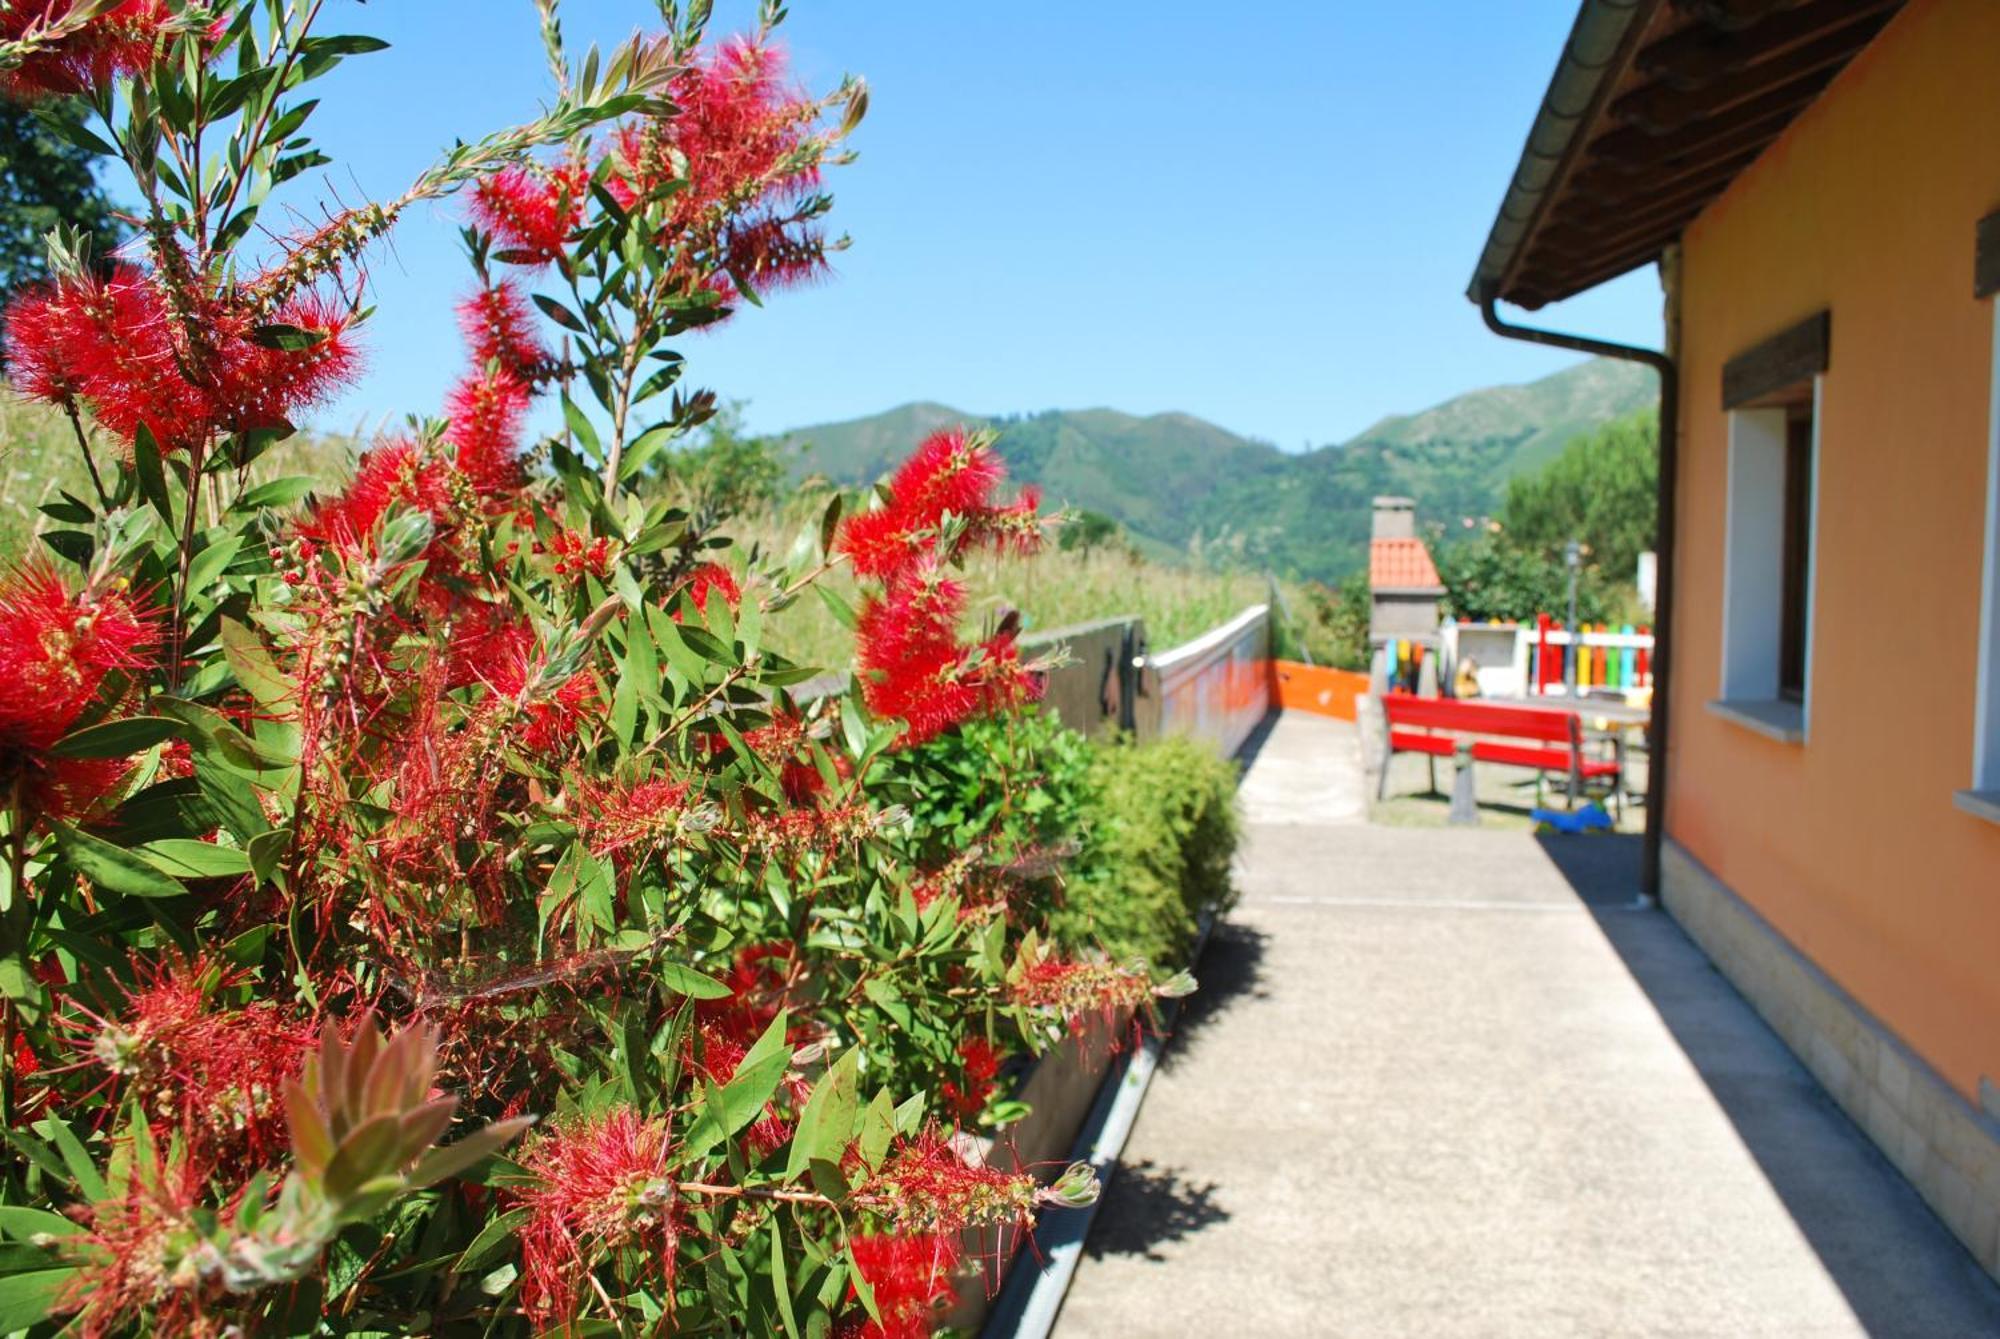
(1054, 710, 2000, 1338)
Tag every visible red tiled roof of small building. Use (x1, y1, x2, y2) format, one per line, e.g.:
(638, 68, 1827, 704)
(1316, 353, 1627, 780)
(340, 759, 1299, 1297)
(1370, 536, 1442, 591)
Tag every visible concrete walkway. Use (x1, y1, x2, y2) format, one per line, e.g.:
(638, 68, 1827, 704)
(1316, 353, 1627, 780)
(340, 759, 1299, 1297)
(1056, 711, 2000, 1338)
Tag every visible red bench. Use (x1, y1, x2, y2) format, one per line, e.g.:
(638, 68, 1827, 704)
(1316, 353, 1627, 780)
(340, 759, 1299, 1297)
(1378, 694, 1624, 811)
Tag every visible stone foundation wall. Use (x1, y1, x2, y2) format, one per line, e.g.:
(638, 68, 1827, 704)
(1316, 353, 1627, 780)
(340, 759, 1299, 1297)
(1661, 840, 2000, 1281)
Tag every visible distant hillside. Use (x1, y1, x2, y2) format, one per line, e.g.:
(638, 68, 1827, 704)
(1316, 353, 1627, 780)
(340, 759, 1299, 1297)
(782, 358, 1656, 581)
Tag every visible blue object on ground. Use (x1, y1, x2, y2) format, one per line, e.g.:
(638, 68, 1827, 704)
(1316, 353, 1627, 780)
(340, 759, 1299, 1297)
(1531, 802, 1614, 833)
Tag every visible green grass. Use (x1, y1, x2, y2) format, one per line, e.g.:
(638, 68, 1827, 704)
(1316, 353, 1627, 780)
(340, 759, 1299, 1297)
(731, 499, 1274, 670)
(0, 392, 360, 562)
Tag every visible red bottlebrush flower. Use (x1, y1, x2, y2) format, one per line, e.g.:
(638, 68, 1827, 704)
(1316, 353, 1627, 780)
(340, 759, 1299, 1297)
(457, 280, 549, 380)
(1008, 956, 1164, 1037)
(941, 1036, 1001, 1122)
(2, 264, 360, 454)
(675, 562, 740, 619)
(859, 1129, 1038, 1237)
(724, 710, 846, 805)
(298, 438, 457, 554)
(464, 622, 602, 755)
(444, 364, 531, 496)
(547, 527, 614, 580)
(0, 564, 158, 818)
(721, 211, 830, 294)
(0, 0, 174, 99)
(512, 1106, 678, 1330)
(59, 1150, 213, 1339)
(837, 428, 1005, 580)
(610, 38, 821, 221)
(570, 773, 695, 858)
(837, 1231, 962, 1339)
(85, 954, 318, 1166)
(470, 160, 588, 265)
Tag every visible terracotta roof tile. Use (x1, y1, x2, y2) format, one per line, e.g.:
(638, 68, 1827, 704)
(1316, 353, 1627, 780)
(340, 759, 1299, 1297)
(1370, 537, 1442, 590)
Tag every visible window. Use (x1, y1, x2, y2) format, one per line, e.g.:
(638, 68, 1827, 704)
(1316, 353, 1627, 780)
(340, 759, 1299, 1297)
(1711, 311, 1829, 745)
(1778, 406, 1815, 703)
(1965, 217, 2000, 821)
(1965, 298, 2000, 819)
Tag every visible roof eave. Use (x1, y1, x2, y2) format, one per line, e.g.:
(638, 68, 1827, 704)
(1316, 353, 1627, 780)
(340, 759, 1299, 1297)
(1465, 0, 1663, 308)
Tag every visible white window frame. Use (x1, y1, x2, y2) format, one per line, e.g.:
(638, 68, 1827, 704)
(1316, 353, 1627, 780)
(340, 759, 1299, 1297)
(1709, 377, 1821, 745)
(1960, 302, 2000, 822)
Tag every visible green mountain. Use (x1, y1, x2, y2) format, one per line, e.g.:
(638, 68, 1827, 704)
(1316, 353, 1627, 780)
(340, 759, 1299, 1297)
(781, 357, 1657, 581)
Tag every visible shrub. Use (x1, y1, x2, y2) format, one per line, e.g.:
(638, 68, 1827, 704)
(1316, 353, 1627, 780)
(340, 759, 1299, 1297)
(0, 7, 1189, 1334)
(1057, 735, 1241, 969)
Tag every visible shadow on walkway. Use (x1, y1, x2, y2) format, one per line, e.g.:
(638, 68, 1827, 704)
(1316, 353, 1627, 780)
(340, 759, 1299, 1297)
(1082, 1158, 1231, 1263)
(1158, 919, 1268, 1075)
(1534, 834, 2000, 1336)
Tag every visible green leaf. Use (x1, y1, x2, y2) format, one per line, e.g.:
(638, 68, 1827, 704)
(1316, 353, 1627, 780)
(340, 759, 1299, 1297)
(48, 716, 181, 759)
(247, 323, 329, 353)
(561, 393, 601, 459)
(246, 827, 290, 884)
(33, 1117, 105, 1201)
(49, 821, 186, 899)
(410, 1116, 536, 1188)
(0, 1207, 80, 1241)
(653, 961, 734, 1000)
(814, 583, 857, 631)
(221, 619, 296, 709)
(306, 33, 391, 56)
(0, 1269, 77, 1331)
(785, 1046, 863, 1182)
(681, 1012, 792, 1163)
(185, 534, 245, 593)
(235, 475, 319, 510)
(769, 1223, 801, 1339)
(857, 1090, 895, 1173)
(535, 294, 586, 334)
(454, 1207, 529, 1274)
(135, 839, 251, 879)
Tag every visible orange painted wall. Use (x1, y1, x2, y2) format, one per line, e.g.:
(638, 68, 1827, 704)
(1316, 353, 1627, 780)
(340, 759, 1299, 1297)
(1668, 0, 2000, 1099)
(1271, 661, 1367, 721)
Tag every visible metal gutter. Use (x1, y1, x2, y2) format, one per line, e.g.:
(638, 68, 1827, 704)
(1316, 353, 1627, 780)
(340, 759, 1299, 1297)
(1466, 0, 1659, 306)
(1478, 292, 1678, 902)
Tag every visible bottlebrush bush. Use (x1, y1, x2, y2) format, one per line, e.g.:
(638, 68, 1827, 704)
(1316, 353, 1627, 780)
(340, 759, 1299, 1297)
(0, 4, 1193, 1335)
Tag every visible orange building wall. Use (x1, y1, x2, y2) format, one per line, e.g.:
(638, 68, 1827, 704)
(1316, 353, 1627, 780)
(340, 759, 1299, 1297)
(1668, 0, 2000, 1100)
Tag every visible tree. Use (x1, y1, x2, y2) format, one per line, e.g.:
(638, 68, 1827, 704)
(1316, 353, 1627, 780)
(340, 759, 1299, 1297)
(1499, 409, 1657, 582)
(667, 398, 789, 515)
(1436, 532, 1613, 625)
(0, 101, 124, 298)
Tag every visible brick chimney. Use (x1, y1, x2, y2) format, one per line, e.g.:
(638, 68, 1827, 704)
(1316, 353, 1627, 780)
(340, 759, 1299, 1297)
(1372, 496, 1417, 541)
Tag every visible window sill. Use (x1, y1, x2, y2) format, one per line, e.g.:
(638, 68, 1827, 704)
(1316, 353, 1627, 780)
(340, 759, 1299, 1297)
(1706, 698, 1806, 744)
(1954, 790, 2000, 827)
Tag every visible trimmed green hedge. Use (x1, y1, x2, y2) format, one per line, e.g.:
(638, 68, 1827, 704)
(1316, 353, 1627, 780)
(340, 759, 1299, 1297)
(1056, 734, 1241, 969)
(893, 711, 1241, 971)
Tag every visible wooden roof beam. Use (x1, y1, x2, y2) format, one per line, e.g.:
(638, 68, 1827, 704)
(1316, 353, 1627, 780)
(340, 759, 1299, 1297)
(1578, 105, 1794, 182)
(1669, 0, 1808, 31)
(1588, 63, 1836, 162)
(1611, 20, 1885, 132)
(1640, 0, 1900, 89)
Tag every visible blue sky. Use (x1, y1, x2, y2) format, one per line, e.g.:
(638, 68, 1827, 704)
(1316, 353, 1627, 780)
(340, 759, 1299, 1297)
(279, 2, 1664, 450)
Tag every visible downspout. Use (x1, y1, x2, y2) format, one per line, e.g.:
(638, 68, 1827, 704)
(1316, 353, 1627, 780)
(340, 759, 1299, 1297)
(1477, 280, 1679, 901)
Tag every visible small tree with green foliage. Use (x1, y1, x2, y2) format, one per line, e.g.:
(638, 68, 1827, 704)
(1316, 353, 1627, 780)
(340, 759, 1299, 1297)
(0, 101, 124, 299)
(1499, 409, 1657, 583)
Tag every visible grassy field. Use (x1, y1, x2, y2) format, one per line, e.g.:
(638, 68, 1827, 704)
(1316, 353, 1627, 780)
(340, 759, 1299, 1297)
(1, 394, 1283, 671)
(730, 498, 1275, 668)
